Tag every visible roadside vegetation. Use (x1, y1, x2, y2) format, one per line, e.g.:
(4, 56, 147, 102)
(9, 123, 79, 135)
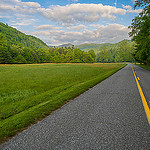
(96, 40, 136, 63)
(129, 0, 150, 66)
(0, 63, 126, 143)
(136, 64, 150, 71)
(77, 40, 136, 63)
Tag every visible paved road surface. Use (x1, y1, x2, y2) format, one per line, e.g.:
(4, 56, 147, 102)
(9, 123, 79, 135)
(1, 64, 150, 150)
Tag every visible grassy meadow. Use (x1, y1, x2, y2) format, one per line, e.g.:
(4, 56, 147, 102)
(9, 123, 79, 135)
(0, 63, 126, 143)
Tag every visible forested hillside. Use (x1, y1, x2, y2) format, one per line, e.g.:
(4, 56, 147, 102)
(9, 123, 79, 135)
(76, 43, 115, 53)
(76, 40, 133, 53)
(0, 22, 96, 64)
(76, 40, 136, 63)
(0, 22, 48, 49)
(96, 40, 136, 63)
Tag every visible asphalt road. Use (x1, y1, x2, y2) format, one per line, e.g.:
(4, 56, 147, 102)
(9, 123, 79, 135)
(1, 64, 150, 150)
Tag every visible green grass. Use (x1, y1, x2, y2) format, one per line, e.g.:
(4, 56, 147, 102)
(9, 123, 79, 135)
(136, 64, 150, 71)
(0, 63, 126, 143)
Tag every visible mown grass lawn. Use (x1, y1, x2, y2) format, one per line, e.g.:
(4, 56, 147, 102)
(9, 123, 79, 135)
(0, 63, 126, 143)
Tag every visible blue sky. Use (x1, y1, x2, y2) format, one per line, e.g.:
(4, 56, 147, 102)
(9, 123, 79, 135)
(0, 0, 142, 46)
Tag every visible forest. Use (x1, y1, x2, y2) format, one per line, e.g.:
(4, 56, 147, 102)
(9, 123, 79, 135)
(0, 34, 96, 63)
(0, 22, 96, 63)
(0, 22, 137, 64)
(95, 40, 136, 63)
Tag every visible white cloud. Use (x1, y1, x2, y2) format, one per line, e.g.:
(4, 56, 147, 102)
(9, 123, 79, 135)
(21, 2, 41, 8)
(15, 14, 33, 18)
(34, 25, 62, 30)
(89, 24, 105, 28)
(0, 0, 40, 14)
(11, 18, 37, 26)
(0, 4, 15, 12)
(37, 3, 126, 24)
(32, 23, 130, 45)
(0, 1, 139, 27)
(1, 0, 21, 4)
(0, 1, 134, 45)
(66, 24, 87, 30)
(122, 4, 142, 13)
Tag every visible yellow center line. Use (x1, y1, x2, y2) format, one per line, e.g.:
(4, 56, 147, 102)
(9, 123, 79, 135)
(131, 65, 150, 125)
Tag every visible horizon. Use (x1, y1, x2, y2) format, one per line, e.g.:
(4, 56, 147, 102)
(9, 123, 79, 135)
(51, 39, 131, 47)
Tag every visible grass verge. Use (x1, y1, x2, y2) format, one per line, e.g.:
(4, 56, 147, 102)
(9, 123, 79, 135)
(0, 63, 126, 143)
(136, 64, 150, 71)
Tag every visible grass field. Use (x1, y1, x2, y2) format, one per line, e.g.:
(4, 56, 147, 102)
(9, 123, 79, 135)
(0, 63, 126, 143)
(136, 64, 150, 71)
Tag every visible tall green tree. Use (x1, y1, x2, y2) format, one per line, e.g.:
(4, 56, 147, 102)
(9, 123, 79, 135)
(88, 49, 96, 61)
(129, 0, 150, 65)
(97, 47, 109, 63)
(0, 33, 13, 63)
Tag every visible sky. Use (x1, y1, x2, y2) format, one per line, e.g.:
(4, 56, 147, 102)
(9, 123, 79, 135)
(0, 0, 142, 46)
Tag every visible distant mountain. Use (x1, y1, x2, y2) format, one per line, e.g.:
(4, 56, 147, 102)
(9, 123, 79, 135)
(0, 22, 48, 49)
(48, 45, 54, 47)
(75, 40, 131, 53)
(76, 43, 111, 50)
(57, 43, 73, 48)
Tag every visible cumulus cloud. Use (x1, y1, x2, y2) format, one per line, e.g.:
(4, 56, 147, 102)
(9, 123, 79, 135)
(32, 23, 130, 45)
(34, 25, 62, 30)
(66, 24, 87, 30)
(11, 18, 37, 26)
(0, 0, 40, 14)
(122, 4, 142, 13)
(90, 24, 105, 28)
(1, 0, 133, 45)
(0, 4, 15, 12)
(1, 0, 21, 4)
(37, 3, 126, 24)
(21, 2, 41, 8)
(0, 1, 139, 26)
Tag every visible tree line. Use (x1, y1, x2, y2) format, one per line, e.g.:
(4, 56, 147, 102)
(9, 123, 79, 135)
(96, 40, 136, 63)
(0, 32, 137, 64)
(0, 33, 96, 64)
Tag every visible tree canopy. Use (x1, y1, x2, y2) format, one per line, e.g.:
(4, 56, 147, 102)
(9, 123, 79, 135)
(134, 0, 150, 8)
(129, 0, 150, 65)
(96, 40, 136, 63)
